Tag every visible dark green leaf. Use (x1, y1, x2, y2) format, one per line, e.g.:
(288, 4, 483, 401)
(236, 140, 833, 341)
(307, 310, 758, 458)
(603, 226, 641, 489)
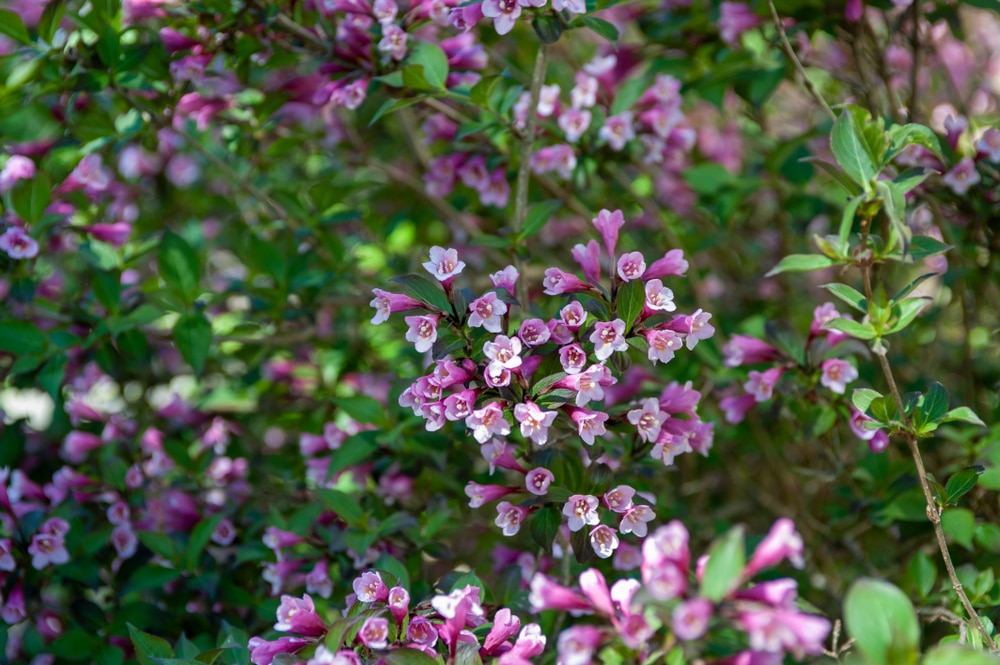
(128, 624, 173, 665)
(699, 526, 745, 602)
(519, 199, 562, 240)
(906, 235, 952, 261)
(333, 396, 386, 426)
(821, 283, 867, 313)
(10, 173, 51, 223)
(886, 123, 944, 162)
(907, 552, 936, 599)
(158, 231, 200, 302)
(173, 313, 212, 375)
(916, 382, 948, 423)
(530, 506, 561, 552)
(0, 320, 47, 355)
(378, 648, 441, 665)
(892, 272, 937, 302)
(326, 431, 379, 480)
(186, 514, 224, 571)
(137, 531, 175, 560)
(944, 465, 984, 505)
(37, 355, 67, 399)
(38, 0, 67, 44)
(470, 75, 502, 109)
(368, 97, 423, 126)
(316, 489, 365, 526)
(0, 10, 30, 45)
(616, 279, 645, 333)
(577, 16, 619, 41)
(765, 254, 836, 277)
(843, 578, 919, 665)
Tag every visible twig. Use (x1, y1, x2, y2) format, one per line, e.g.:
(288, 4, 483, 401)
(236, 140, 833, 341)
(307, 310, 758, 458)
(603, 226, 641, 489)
(766, 0, 836, 123)
(907, 0, 921, 123)
(511, 44, 549, 309)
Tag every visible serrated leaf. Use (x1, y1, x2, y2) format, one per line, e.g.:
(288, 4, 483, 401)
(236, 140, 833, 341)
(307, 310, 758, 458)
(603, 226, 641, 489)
(765, 254, 836, 277)
(390, 273, 453, 315)
(406, 41, 449, 90)
(940, 407, 986, 428)
(831, 110, 876, 192)
(616, 279, 645, 333)
(519, 199, 562, 240)
(823, 317, 878, 340)
(944, 465, 984, 505)
(852, 388, 882, 414)
(821, 283, 867, 313)
(173, 313, 212, 375)
(843, 579, 919, 665)
(0, 10, 30, 45)
(699, 526, 745, 602)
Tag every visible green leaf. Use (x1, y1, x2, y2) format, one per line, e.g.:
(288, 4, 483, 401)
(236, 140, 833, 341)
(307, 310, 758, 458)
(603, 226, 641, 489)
(843, 578, 919, 665)
(821, 283, 867, 313)
(0, 10, 30, 45)
(368, 97, 423, 126)
(519, 199, 562, 240)
(530, 505, 561, 552)
(886, 297, 929, 334)
(159, 231, 200, 302)
(684, 163, 737, 195)
(823, 317, 878, 341)
(942, 508, 976, 550)
(907, 552, 936, 599)
(610, 75, 648, 116)
(10, 173, 51, 224)
(38, 0, 67, 44)
(831, 110, 876, 191)
(892, 272, 937, 302)
(128, 624, 173, 665)
(699, 526, 745, 602)
(906, 235, 952, 261)
(38, 355, 67, 400)
(944, 465, 985, 506)
(333, 396, 386, 426)
(807, 158, 864, 195)
(137, 531, 175, 561)
(886, 123, 944, 162)
(326, 431, 379, 480)
(892, 168, 932, 194)
(390, 273, 453, 315)
(923, 646, 1000, 665)
(173, 313, 212, 375)
(470, 75, 502, 109)
(875, 180, 911, 256)
(316, 488, 365, 526)
(765, 254, 836, 277)
(940, 407, 986, 428)
(916, 382, 949, 423)
(852, 388, 882, 413)
(406, 42, 449, 90)
(93, 270, 122, 313)
(378, 648, 441, 665)
(577, 16, 619, 41)
(838, 194, 864, 249)
(0, 319, 47, 355)
(375, 554, 410, 590)
(616, 279, 645, 333)
(186, 514, 224, 571)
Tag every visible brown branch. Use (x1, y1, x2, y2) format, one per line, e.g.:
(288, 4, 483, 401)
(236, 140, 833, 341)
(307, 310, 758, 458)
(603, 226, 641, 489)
(766, 0, 836, 123)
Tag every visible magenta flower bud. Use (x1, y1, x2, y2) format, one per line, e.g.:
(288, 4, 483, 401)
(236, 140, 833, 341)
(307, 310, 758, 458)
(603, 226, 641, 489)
(578, 568, 615, 616)
(263, 527, 304, 551)
(388, 586, 410, 624)
(158, 27, 200, 52)
(592, 209, 625, 257)
(1, 582, 26, 624)
(353, 570, 390, 603)
(722, 335, 780, 368)
(571, 240, 601, 283)
(529, 574, 592, 615)
(735, 578, 799, 608)
(370, 288, 424, 325)
(274, 594, 327, 636)
(465, 482, 518, 508)
(745, 518, 804, 577)
(358, 616, 390, 650)
(718, 1, 762, 43)
(645, 249, 688, 279)
(62, 431, 104, 464)
(111, 524, 138, 559)
(844, 0, 863, 21)
(672, 598, 713, 640)
(248, 636, 310, 665)
(542, 267, 591, 296)
(507, 624, 546, 659)
(481, 607, 521, 655)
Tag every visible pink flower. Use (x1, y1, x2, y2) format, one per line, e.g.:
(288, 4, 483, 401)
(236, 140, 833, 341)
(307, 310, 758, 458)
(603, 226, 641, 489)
(306, 559, 332, 599)
(604, 485, 635, 513)
(560, 302, 588, 330)
(465, 482, 518, 508)
(744, 367, 784, 402)
(275, 594, 327, 636)
(353, 570, 390, 603)
(820, 358, 858, 394)
(370, 289, 423, 324)
(495, 501, 527, 536)
(849, 409, 890, 452)
(665, 309, 715, 349)
(619, 505, 655, 537)
(0, 155, 35, 191)
(307, 646, 363, 665)
(735, 607, 831, 659)
(528, 574, 592, 613)
(745, 518, 805, 577)
(444, 389, 478, 421)
(388, 586, 410, 624)
(422, 246, 466, 282)
(599, 113, 636, 151)
(644, 279, 676, 312)
(0, 227, 39, 260)
(516, 318, 550, 347)
(578, 568, 615, 616)
(28, 531, 69, 569)
(557, 626, 602, 665)
(543, 268, 592, 296)
(645, 249, 688, 278)
(571, 240, 601, 283)
(514, 402, 558, 446)
(358, 616, 390, 649)
(404, 314, 440, 353)
(723, 335, 780, 367)
(408, 616, 439, 646)
(590, 319, 627, 361)
(0, 538, 15, 571)
(525, 467, 555, 496)
(718, 2, 761, 45)
(484, 335, 523, 372)
(627, 398, 668, 443)
(483, 607, 522, 655)
(589, 525, 620, 558)
(377, 23, 408, 61)
(593, 209, 625, 257)
(469, 292, 508, 332)
(567, 406, 609, 444)
(563, 494, 600, 532)
(559, 343, 588, 374)
(490, 265, 519, 292)
(975, 128, 1000, 162)
(480, 168, 511, 208)
(111, 524, 138, 559)
(641, 521, 690, 600)
(559, 108, 593, 143)
(720, 393, 758, 424)
(481, 0, 521, 35)
(942, 157, 980, 195)
(617, 252, 647, 282)
(644, 329, 683, 365)
(673, 598, 713, 640)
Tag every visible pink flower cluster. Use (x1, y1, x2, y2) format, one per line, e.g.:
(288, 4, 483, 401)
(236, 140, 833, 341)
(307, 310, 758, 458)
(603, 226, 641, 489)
(530, 519, 830, 663)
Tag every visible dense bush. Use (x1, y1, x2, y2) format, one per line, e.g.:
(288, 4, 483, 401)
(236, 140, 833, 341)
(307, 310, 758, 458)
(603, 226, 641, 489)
(1, 0, 1000, 664)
